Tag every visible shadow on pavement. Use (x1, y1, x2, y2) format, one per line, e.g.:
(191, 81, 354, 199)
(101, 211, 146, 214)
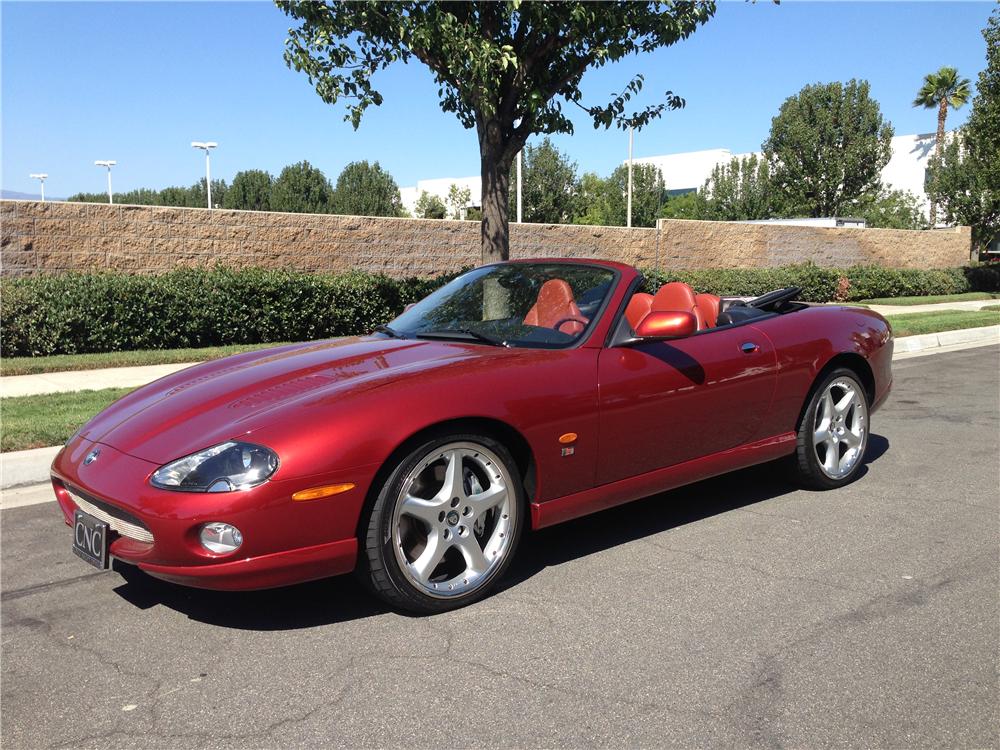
(111, 435, 889, 630)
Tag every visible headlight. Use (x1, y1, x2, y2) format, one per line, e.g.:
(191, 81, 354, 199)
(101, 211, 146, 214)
(150, 442, 278, 492)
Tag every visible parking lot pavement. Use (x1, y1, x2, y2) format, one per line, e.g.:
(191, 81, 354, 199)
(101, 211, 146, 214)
(2, 345, 997, 749)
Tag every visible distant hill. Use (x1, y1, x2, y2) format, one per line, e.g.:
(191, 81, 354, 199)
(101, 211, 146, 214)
(1, 190, 68, 201)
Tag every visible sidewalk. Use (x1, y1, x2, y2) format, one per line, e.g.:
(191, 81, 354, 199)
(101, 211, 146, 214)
(0, 362, 198, 398)
(865, 299, 998, 316)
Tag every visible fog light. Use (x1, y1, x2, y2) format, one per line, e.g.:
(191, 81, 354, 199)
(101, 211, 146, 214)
(199, 522, 243, 554)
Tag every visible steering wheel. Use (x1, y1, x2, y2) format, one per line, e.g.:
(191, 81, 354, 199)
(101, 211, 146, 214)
(553, 316, 589, 334)
(747, 286, 802, 309)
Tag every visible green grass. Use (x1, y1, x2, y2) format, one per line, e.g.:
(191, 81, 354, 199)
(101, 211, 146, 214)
(1, 388, 133, 452)
(1, 342, 296, 377)
(885, 309, 1000, 338)
(858, 291, 1000, 306)
(981, 304, 1000, 312)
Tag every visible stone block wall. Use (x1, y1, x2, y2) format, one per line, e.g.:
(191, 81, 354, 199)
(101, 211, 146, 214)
(0, 200, 971, 278)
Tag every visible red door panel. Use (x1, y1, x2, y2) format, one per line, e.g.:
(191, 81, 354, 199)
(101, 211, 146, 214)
(596, 326, 777, 485)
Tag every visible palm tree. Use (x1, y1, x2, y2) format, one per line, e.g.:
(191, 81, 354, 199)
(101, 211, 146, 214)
(914, 66, 972, 225)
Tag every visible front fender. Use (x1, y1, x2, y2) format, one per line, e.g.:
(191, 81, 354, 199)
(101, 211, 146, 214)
(245, 347, 601, 504)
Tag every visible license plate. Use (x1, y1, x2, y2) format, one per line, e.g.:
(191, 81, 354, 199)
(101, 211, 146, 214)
(72, 510, 109, 570)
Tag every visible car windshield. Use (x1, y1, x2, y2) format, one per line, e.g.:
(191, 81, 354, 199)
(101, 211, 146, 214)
(386, 263, 617, 348)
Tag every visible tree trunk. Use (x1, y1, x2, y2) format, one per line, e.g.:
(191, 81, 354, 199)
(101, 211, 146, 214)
(931, 98, 948, 226)
(480, 152, 512, 264)
(478, 117, 517, 264)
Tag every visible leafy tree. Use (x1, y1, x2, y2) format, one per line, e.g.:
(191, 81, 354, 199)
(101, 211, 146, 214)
(612, 163, 665, 227)
(67, 191, 106, 203)
(329, 160, 403, 217)
(414, 191, 447, 219)
(159, 186, 190, 207)
(914, 66, 972, 225)
(447, 183, 472, 220)
(70, 188, 159, 205)
(699, 154, 780, 220)
(224, 169, 274, 211)
(513, 137, 579, 224)
(763, 79, 893, 217)
(928, 7, 1000, 254)
(853, 188, 927, 230)
(270, 160, 333, 214)
(186, 178, 228, 209)
(657, 191, 705, 220)
(573, 163, 665, 227)
(279, 1, 714, 262)
(571, 172, 609, 226)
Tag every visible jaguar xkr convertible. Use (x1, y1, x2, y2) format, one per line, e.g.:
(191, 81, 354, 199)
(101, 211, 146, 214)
(53, 259, 893, 613)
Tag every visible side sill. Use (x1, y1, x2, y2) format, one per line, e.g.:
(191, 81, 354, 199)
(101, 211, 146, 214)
(530, 432, 796, 529)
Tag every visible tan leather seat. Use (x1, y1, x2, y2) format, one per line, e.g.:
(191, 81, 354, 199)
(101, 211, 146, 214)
(624, 293, 653, 329)
(651, 282, 704, 330)
(695, 293, 721, 328)
(524, 279, 587, 335)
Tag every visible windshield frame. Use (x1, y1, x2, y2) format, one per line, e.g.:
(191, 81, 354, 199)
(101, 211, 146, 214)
(386, 261, 623, 351)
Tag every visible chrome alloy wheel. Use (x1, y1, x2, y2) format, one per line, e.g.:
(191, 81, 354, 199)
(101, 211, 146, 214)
(813, 378, 868, 480)
(391, 442, 516, 598)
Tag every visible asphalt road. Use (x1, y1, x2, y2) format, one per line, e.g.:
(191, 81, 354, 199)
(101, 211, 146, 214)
(2, 345, 997, 749)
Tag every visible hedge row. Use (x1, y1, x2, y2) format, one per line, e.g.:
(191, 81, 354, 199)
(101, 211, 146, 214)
(644, 263, 1000, 302)
(3, 264, 998, 357)
(1, 268, 446, 357)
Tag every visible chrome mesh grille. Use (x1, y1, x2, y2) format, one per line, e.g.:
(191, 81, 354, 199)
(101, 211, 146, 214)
(66, 488, 154, 544)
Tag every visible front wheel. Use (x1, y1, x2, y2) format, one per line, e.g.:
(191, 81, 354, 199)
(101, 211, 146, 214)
(359, 435, 524, 614)
(794, 368, 870, 490)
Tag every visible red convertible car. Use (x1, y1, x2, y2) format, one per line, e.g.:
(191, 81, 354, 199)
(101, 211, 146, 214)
(52, 259, 892, 613)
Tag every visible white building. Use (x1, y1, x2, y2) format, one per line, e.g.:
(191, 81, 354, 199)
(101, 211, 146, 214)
(633, 132, 941, 219)
(400, 175, 482, 217)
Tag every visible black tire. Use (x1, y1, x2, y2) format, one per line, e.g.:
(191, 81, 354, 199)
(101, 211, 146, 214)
(793, 368, 870, 490)
(358, 433, 525, 614)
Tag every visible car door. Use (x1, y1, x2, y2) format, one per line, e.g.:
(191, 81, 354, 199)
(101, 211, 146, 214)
(596, 323, 778, 485)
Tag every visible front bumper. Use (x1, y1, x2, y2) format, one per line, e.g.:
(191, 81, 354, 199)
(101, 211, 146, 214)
(51, 437, 375, 591)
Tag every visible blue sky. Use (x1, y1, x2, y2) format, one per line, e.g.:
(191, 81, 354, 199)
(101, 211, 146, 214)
(1, 1, 993, 197)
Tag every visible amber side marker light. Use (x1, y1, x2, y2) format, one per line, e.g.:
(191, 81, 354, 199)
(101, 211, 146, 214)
(558, 433, 578, 444)
(292, 483, 355, 502)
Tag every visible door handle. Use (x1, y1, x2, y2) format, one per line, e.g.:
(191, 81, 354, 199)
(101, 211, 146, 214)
(740, 342, 759, 354)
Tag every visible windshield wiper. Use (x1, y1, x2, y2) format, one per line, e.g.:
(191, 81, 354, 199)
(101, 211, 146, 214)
(414, 328, 508, 347)
(374, 324, 405, 339)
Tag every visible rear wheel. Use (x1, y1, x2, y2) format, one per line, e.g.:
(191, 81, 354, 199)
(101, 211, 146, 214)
(794, 369, 869, 490)
(359, 435, 524, 614)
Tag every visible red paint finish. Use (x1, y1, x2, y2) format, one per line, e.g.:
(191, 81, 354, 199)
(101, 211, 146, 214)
(633, 310, 698, 339)
(532, 432, 797, 529)
(50, 260, 892, 591)
(596, 324, 778, 483)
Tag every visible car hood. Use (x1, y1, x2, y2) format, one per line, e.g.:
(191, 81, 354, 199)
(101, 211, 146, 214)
(80, 336, 495, 464)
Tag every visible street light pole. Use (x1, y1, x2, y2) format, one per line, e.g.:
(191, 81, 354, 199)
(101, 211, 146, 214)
(627, 125, 634, 229)
(94, 161, 116, 204)
(516, 149, 523, 224)
(191, 142, 218, 209)
(29, 173, 48, 202)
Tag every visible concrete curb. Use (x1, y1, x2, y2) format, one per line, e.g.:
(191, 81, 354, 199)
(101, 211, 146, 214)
(1, 446, 61, 491)
(893, 325, 1000, 354)
(1, 327, 997, 494)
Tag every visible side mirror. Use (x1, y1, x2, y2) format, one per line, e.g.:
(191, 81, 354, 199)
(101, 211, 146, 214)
(634, 310, 698, 340)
